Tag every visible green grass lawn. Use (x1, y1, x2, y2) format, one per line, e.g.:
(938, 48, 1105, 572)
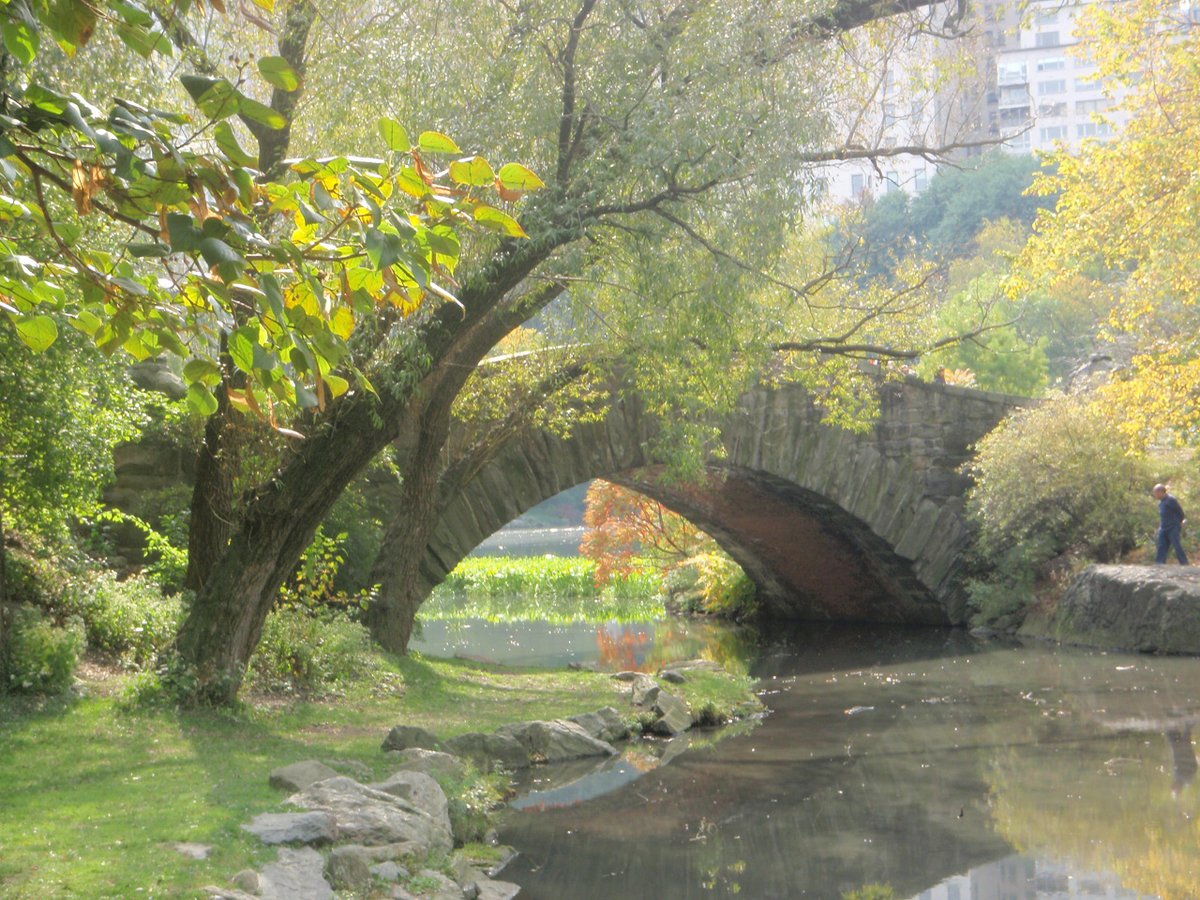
(0, 653, 627, 899)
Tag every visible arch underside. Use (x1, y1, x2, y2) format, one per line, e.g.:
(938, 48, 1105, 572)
(615, 465, 949, 625)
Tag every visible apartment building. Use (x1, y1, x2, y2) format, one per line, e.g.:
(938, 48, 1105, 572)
(820, 0, 1131, 203)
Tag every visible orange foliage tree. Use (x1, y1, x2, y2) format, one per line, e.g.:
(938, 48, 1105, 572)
(580, 480, 709, 584)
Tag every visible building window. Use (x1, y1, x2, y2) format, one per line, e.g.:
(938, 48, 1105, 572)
(914, 169, 928, 192)
(1040, 125, 1068, 141)
(1076, 97, 1109, 114)
(997, 61, 1027, 84)
(1075, 75, 1102, 91)
(1038, 102, 1067, 117)
(885, 171, 899, 193)
(1037, 79, 1067, 95)
(851, 173, 864, 197)
(1035, 30, 1060, 47)
(1077, 121, 1113, 138)
(1036, 57, 1067, 72)
(1006, 131, 1032, 151)
(882, 103, 899, 127)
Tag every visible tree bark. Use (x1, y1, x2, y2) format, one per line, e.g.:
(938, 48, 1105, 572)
(185, 389, 236, 591)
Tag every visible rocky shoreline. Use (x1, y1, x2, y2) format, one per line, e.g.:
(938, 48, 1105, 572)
(1019, 564, 1200, 654)
(201, 660, 761, 899)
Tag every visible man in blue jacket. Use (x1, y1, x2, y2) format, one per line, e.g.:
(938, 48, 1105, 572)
(1153, 483, 1189, 565)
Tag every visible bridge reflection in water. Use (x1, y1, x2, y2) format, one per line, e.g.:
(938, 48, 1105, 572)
(492, 624, 1194, 900)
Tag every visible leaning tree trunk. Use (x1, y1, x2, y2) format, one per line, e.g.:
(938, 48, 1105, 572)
(364, 462, 443, 654)
(173, 393, 401, 703)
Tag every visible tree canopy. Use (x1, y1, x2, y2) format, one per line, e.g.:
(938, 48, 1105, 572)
(1013, 0, 1200, 444)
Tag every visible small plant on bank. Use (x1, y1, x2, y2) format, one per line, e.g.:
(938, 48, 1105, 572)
(6, 608, 83, 694)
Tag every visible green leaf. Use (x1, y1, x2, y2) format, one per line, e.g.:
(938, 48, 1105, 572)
(116, 20, 172, 58)
(0, 193, 32, 220)
(365, 228, 405, 270)
(379, 117, 410, 152)
(44, 0, 97, 54)
(198, 237, 247, 282)
(474, 205, 527, 238)
(180, 75, 240, 121)
(14, 314, 58, 352)
(186, 382, 219, 417)
(127, 242, 172, 258)
(228, 326, 258, 374)
(3, 21, 39, 64)
(418, 131, 461, 155)
(166, 213, 203, 252)
(214, 121, 258, 168)
(449, 155, 495, 187)
(496, 162, 546, 192)
(237, 96, 287, 130)
(71, 309, 102, 336)
(326, 373, 350, 398)
(183, 358, 222, 387)
(257, 55, 300, 91)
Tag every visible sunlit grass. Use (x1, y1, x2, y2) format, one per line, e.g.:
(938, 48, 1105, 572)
(0, 654, 622, 899)
(425, 556, 666, 623)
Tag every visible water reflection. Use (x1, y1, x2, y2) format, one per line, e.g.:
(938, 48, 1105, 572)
(493, 625, 1200, 899)
(410, 616, 754, 673)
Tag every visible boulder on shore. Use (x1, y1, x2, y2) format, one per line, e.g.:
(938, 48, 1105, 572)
(1021, 564, 1200, 654)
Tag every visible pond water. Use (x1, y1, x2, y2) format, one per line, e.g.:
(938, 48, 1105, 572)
(432, 620, 1200, 899)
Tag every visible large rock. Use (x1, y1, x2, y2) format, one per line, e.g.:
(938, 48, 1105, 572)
(370, 770, 451, 826)
(325, 845, 372, 893)
(258, 847, 333, 900)
(443, 732, 530, 772)
(241, 811, 337, 846)
(496, 719, 618, 764)
(630, 675, 661, 706)
(649, 690, 693, 737)
(385, 748, 466, 780)
(1022, 565, 1200, 653)
(288, 776, 453, 853)
(382, 724, 443, 753)
(568, 707, 629, 743)
(269, 760, 339, 793)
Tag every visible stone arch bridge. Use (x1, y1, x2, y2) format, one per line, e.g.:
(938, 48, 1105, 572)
(419, 379, 1025, 626)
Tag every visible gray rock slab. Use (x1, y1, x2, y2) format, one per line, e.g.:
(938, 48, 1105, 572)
(370, 860, 408, 882)
(443, 731, 530, 772)
(416, 868, 466, 899)
(649, 690, 693, 736)
(385, 748, 467, 780)
(241, 811, 337, 846)
(288, 776, 452, 853)
(326, 845, 372, 892)
(475, 880, 522, 900)
(497, 719, 618, 764)
(259, 847, 333, 900)
(231, 870, 261, 894)
(382, 724, 443, 753)
(370, 770, 450, 826)
(568, 707, 629, 743)
(631, 675, 661, 706)
(1023, 564, 1200, 653)
(268, 760, 339, 793)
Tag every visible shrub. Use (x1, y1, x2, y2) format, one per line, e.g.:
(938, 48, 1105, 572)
(675, 553, 758, 620)
(248, 607, 378, 695)
(964, 394, 1154, 622)
(60, 573, 184, 668)
(6, 609, 82, 695)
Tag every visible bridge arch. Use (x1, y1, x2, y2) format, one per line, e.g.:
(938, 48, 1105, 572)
(417, 379, 1024, 625)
